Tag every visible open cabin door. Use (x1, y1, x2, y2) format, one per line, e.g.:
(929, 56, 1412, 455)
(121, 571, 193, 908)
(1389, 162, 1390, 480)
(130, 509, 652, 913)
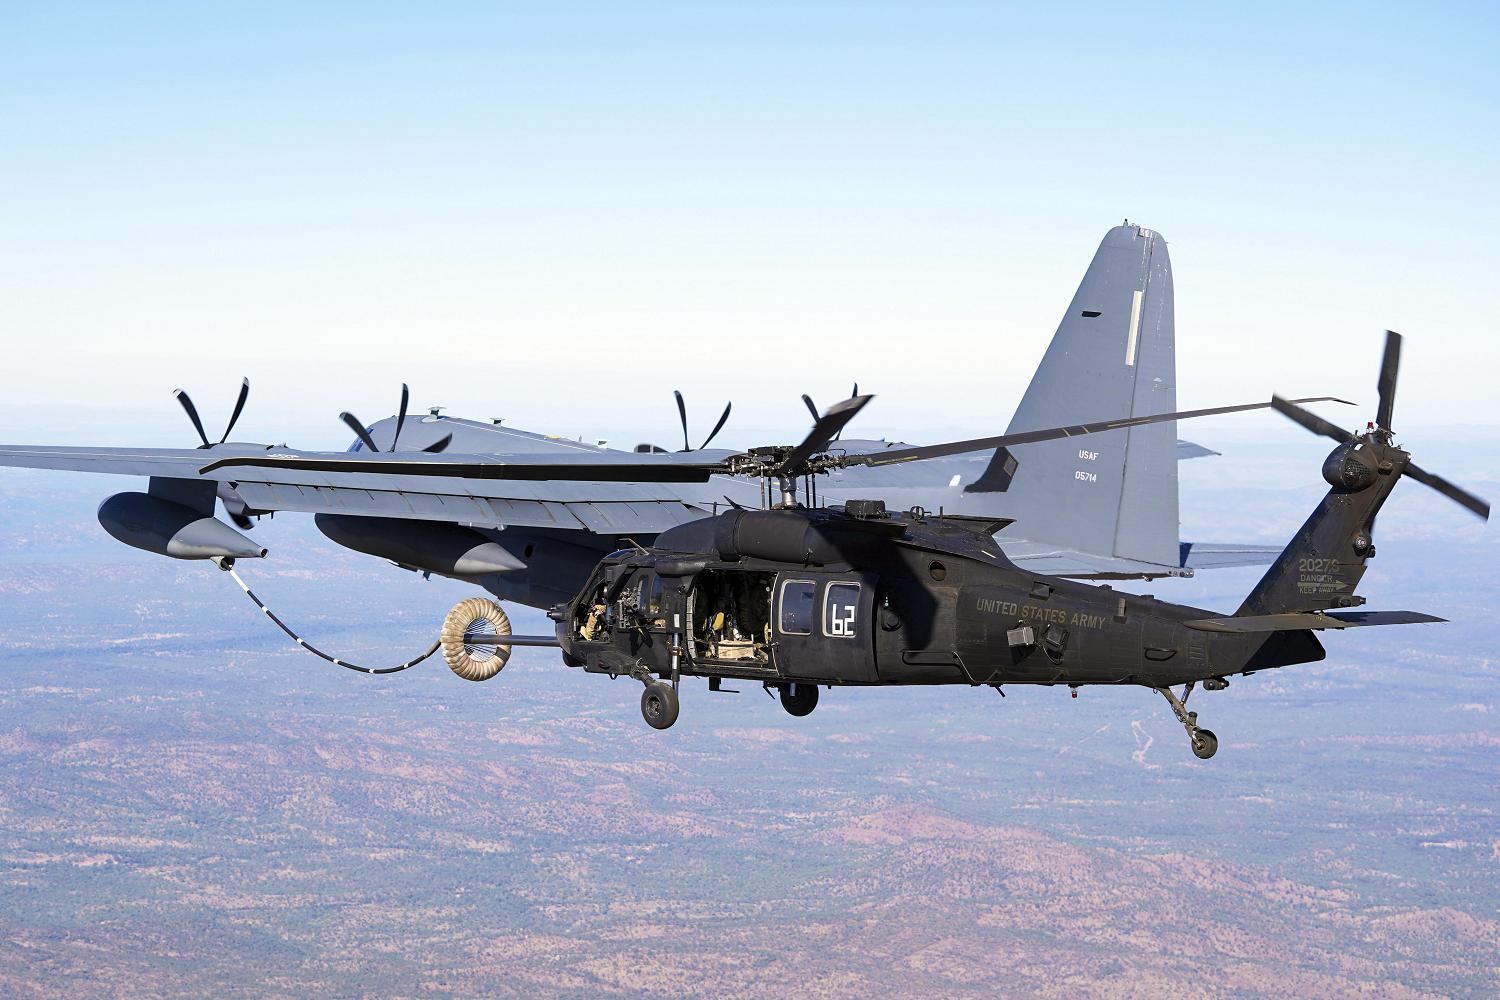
(687, 568, 777, 674)
(771, 572, 878, 683)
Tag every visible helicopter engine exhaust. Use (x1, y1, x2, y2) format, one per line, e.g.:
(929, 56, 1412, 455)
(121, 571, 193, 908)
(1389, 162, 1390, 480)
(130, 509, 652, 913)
(97, 492, 267, 561)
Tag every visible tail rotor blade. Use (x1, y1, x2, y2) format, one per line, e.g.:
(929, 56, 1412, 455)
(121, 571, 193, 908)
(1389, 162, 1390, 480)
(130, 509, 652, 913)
(700, 401, 732, 450)
(1271, 395, 1355, 444)
(391, 383, 410, 451)
(674, 390, 690, 452)
(801, 394, 819, 422)
(1376, 330, 1402, 431)
(173, 389, 212, 448)
(218, 378, 251, 444)
(339, 412, 382, 453)
(1405, 462, 1490, 521)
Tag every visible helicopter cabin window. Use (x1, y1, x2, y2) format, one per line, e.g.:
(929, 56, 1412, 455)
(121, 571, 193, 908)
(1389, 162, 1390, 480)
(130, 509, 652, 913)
(779, 580, 816, 635)
(692, 569, 774, 662)
(823, 583, 860, 638)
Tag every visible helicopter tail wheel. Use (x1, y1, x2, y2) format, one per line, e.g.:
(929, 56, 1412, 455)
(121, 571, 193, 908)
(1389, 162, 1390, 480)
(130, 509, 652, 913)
(779, 682, 819, 717)
(641, 680, 680, 730)
(1155, 682, 1218, 760)
(439, 597, 513, 681)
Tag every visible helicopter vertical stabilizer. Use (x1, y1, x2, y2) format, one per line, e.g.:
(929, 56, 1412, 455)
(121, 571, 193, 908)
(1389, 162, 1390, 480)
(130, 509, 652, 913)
(966, 223, 1179, 568)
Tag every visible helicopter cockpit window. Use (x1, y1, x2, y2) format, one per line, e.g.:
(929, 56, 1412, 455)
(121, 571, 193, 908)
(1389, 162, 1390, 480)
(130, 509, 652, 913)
(779, 580, 816, 635)
(823, 582, 860, 638)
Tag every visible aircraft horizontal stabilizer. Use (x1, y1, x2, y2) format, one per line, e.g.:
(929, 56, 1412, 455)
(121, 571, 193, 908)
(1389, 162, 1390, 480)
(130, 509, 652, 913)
(1184, 610, 1446, 633)
(1178, 541, 1283, 571)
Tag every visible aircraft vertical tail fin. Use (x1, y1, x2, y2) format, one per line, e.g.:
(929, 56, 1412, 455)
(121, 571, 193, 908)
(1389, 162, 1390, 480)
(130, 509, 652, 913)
(967, 223, 1180, 568)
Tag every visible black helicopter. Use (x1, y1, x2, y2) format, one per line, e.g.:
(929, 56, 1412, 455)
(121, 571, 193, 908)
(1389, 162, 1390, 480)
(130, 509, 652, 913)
(442, 333, 1488, 759)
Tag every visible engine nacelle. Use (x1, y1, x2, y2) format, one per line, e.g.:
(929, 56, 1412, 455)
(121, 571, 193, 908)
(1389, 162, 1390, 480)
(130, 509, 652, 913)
(314, 514, 525, 577)
(97, 492, 267, 561)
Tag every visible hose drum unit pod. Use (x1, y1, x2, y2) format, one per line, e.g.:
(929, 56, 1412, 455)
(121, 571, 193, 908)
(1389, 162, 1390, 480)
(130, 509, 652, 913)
(440, 597, 513, 681)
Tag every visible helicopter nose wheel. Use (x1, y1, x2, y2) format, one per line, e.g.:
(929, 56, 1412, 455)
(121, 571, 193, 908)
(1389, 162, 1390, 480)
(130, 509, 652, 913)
(777, 682, 819, 718)
(1155, 682, 1217, 760)
(640, 680, 680, 730)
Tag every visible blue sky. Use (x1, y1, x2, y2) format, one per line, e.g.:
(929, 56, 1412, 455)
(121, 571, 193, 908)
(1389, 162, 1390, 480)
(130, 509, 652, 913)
(2, 2, 1497, 447)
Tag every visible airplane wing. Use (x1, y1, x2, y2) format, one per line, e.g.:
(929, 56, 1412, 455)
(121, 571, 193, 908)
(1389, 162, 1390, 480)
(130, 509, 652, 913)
(0, 443, 737, 535)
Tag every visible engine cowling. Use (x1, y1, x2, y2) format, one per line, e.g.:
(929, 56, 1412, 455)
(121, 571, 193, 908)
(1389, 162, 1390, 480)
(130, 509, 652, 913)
(314, 514, 524, 577)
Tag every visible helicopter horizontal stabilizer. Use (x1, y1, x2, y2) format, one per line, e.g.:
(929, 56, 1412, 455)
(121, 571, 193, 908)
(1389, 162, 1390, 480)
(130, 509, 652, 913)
(1184, 610, 1446, 633)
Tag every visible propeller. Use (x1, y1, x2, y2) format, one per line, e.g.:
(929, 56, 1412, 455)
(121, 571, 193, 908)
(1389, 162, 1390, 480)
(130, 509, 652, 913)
(339, 384, 452, 454)
(173, 378, 251, 449)
(672, 390, 733, 451)
(1270, 331, 1489, 521)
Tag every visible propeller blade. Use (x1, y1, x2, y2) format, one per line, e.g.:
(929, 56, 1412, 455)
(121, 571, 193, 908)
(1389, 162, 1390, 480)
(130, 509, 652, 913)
(218, 378, 251, 444)
(1376, 330, 1401, 431)
(422, 432, 453, 453)
(834, 383, 859, 440)
(781, 394, 875, 474)
(227, 509, 255, 530)
(674, 390, 690, 452)
(390, 383, 410, 451)
(1270, 395, 1355, 444)
(173, 389, 212, 448)
(846, 396, 1354, 470)
(339, 412, 382, 453)
(801, 394, 819, 421)
(699, 401, 732, 450)
(1405, 462, 1490, 521)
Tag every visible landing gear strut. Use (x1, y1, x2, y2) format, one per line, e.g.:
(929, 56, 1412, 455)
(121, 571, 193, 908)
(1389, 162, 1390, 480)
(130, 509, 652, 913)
(1155, 682, 1218, 760)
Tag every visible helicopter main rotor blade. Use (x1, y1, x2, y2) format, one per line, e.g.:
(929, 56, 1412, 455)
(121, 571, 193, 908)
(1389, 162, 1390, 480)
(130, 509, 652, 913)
(339, 412, 382, 454)
(208, 396, 1350, 484)
(219, 378, 251, 444)
(782, 394, 874, 474)
(1404, 462, 1490, 521)
(700, 401, 732, 450)
(1376, 329, 1401, 432)
(847, 396, 1354, 470)
(173, 389, 212, 448)
(1269, 395, 1356, 444)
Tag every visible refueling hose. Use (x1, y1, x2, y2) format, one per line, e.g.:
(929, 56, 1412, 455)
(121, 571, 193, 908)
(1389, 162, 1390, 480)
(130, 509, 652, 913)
(220, 561, 439, 674)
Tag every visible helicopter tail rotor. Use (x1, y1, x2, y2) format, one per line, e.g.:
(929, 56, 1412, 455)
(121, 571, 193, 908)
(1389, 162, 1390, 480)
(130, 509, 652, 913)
(1269, 332, 1488, 521)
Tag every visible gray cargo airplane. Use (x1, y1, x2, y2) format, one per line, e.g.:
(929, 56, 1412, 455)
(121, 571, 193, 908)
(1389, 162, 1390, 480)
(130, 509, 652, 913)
(1, 224, 1285, 614)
